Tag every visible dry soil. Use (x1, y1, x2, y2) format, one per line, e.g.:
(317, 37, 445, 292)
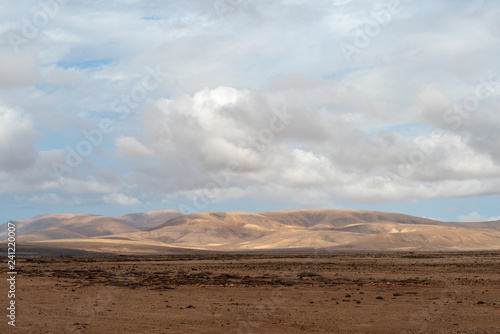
(2, 252, 500, 333)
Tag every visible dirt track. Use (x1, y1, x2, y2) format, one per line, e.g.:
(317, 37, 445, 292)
(2, 252, 500, 333)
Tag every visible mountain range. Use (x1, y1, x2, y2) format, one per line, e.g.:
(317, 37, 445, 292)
(2, 209, 500, 254)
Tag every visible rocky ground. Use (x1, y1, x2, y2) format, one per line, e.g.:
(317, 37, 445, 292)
(2, 252, 500, 333)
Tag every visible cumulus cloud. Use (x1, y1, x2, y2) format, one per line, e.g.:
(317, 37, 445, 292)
(115, 83, 500, 206)
(1, 0, 500, 222)
(115, 136, 155, 158)
(103, 193, 141, 206)
(60, 177, 121, 194)
(0, 105, 40, 171)
(0, 51, 40, 87)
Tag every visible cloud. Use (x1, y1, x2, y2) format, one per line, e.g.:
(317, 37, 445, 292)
(2, 0, 500, 221)
(112, 83, 500, 206)
(0, 105, 40, 171)
(458, 212, 485, 222)
(115, 136, 155, 158)
(15, 192, 62, 204)
(458, 211, 500, 222)
(0, 105, 68, 195)
(102, 193, 141, 206)
(60, 177, 121, 194)
(0, 51, 40, 87)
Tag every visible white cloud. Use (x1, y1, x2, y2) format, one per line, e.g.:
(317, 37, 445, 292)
(60, 177, 121, 194)
(0, 51, 40, 87)
(115, 136, 155, 158)
(2, 0, 500, 218)
(458, 211, 500, 222)
(103, 193, 141, 206)
(112, 84, 500, 206)
(0, 105, 40, 171)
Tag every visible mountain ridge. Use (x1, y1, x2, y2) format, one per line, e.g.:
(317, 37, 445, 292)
(0, 210, 183, 242)
(3, 209, 499, 254)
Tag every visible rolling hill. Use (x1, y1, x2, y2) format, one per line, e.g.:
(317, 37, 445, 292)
(4, 209, 500, 254)
(0, 210, 183, 242)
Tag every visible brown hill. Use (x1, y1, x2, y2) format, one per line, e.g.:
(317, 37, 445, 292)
(14, 209, 500, 254)
(0, 210, 183, 242)
(119, 210, 185, 230)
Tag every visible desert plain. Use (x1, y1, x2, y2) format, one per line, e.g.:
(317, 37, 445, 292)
(2, 251, 499, 334)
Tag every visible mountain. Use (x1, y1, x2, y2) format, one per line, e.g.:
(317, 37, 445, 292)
(5, 209, 500, 254)
(0, 210, 183, 242)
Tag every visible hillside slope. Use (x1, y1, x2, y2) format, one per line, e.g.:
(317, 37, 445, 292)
(0, 210, 183, 242)
(18, 209, 500, 254)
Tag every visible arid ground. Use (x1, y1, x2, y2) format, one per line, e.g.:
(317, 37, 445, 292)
(2, 252, 500, 333)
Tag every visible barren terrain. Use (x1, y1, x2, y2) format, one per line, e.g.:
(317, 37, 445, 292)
(5, 210, 500, 254)
(2, 252, 499, 333)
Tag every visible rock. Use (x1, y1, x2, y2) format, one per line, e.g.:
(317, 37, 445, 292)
(316, 276, 332, 283)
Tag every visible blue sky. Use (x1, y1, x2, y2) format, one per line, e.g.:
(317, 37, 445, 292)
(1, 0, 500, 223)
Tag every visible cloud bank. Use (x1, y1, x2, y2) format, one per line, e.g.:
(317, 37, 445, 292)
(1, 0, 499, 221)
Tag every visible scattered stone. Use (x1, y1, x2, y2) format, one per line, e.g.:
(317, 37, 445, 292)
(316, 276, 332, 283)
(155, 285, 175, 290)
(477, 301, 485, 304)
(345, 294, 351, 298)
(376, 296, 384, 300)
(393, 293, 402, 297)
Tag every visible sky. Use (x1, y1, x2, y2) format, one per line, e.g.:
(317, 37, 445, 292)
(1, 0, 500, 223)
